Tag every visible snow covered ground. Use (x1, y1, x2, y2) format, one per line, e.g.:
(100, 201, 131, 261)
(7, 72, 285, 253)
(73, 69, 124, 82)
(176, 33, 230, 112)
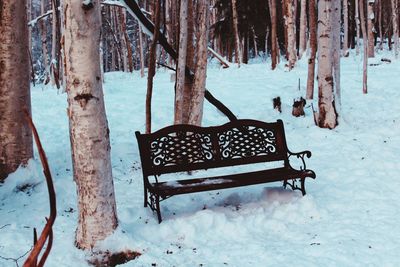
(1, 52, 400, 267)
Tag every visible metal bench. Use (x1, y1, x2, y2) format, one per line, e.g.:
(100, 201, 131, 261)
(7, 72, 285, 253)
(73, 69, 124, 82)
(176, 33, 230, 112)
(135, 119, 316, 223)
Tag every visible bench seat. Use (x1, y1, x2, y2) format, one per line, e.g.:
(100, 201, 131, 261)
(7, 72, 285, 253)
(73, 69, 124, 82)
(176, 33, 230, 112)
(151, 167, 316, 197)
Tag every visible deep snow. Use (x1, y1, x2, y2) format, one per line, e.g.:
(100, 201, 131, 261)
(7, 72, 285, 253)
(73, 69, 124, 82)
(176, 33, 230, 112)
(1, 52, 400, 267)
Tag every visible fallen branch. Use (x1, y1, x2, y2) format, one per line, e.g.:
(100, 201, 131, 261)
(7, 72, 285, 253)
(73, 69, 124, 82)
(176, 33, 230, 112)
(207, 47, 230, 68)
(23, 110, 56, 267)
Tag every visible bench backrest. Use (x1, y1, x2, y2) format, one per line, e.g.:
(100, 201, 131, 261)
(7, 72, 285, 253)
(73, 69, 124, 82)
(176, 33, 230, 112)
(135, 119, 289, 176)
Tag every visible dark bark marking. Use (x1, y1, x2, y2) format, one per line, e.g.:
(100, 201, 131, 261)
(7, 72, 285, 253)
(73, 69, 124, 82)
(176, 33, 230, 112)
(74, 93, 98, 108)
(82, 1, 94, 11)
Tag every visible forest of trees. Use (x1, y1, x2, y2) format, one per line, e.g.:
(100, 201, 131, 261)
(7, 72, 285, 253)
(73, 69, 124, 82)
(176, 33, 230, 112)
(1, 0, 399, 263)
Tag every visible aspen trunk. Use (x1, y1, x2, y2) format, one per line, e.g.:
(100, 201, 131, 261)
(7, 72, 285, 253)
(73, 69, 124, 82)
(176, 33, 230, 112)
(40, 0, 50, 81)
(355, 0, 361, 55)
(189, 0, 209, 126)
(146, 0, 161, 133)
(138, 25, 145, 77)
(360, 0, 368, 93)
(231, 0, 242, 66)
(63, 0, 118, 249)
(284, 0, 296, 70)
(251, 27, 258, 57)
(317, 0, 338, 129)
(51, 0, 61, 88)
(343, 0, 350, 56)
(306, 0, 317, 100)
(174, 0, 189, 124)
(298, 0, 307, 59)
(332, 0, 341, 112)
(379, 0, 383, 50)
(392, 0, 399, 58)
(0, 0, 33, 181)
(269, 0, 278, 70)
(182, 1, 196, 124)
(368, 1, 375, 57)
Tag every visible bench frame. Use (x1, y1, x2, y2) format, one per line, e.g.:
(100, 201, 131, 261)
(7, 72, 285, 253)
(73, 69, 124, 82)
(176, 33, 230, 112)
(135, 119, 316, 223)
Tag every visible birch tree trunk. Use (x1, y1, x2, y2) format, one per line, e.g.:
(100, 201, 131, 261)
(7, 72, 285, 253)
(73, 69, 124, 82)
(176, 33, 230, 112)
(332, 0, 341, 112)
(392, 0, 399, 58)
(306, 0, 317, 100)
(63, 0, 118, 249)
(317, 0, 338, 129)
(368, 1, 375, 57)
(298, 0, 307, 59)
(269, 0, 278, 70)
(146, 0, 161, 133)
(40, 0, 50, 82)
(355, 0, 361, 55)
(0, 0, 33, 181)
(138, 25, 145, 77)
(174, 0, 189, 124)
(51, 0, 61, 88)
(360, 0, 368, 93)
(188, 0, 209, 126)
(231, 0, 242, 66)
(343, 0, 350, 56)
(182, 1, 196, 124)
(378, 0, 383, 50)
(284, 0, 296, 70)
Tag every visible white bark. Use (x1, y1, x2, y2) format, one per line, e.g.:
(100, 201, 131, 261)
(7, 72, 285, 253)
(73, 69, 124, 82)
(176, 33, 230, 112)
(317, 0, 338, 129)
(231, 0, 242, 66)
(355, 0, 361, 55)
(189, 0, 209, 126)
(298, 0, 307, 59)
(63, 0, 118, 249)
(0, 0, 33, 181)
(284, 0, 296, 70)
(343, 0, 350, 56)
(360, 0, 368, 93)
(368, 0, 375, 57)
(174, 0, 189, 124)
(392, 0, 399, 58)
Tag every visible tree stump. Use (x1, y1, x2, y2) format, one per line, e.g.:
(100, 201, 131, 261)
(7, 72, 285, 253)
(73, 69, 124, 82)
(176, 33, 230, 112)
(273, 97, 282, 113)
(292, 97, 306, 117)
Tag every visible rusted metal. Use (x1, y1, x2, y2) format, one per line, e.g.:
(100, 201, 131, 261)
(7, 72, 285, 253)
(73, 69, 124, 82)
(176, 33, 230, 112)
(136, 119, 316, 223)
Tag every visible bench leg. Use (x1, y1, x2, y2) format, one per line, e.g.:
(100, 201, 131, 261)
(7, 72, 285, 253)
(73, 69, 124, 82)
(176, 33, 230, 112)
(300, 178, 306, 196)
(283, 178, 306, 196)
(155, 195, 162, 223)
(144, 184, 148, 207)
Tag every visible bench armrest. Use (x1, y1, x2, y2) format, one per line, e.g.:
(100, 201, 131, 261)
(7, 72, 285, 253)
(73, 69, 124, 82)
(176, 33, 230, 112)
(287, 150, 312, 170)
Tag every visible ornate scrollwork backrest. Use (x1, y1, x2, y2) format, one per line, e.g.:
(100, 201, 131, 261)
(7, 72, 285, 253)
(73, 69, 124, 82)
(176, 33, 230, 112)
(217, 125, 280, 160)
(148, 130, 214, 170)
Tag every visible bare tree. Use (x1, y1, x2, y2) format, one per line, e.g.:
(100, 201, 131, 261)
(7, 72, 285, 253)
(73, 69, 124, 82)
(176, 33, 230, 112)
(306, 0, 317, 100)
(146, 0, 161, 133)
(392, 0, 399, 58)
(298, 0, 307, 59)
(0, 0, 33, 181)
(284, 0, 296, 70)
(174, 0, 189, 124)
(63, 0, 118, 249)
(355, 0, 361, 55)
(269, 0, 278, 70)
(231, 0, 242, 66)
(360, 0, 368, 93)
(188, 0, 209, 126)
(317, 0, 338, 129)
(343, 0, 350, 56)
(368, 0, 375, 57)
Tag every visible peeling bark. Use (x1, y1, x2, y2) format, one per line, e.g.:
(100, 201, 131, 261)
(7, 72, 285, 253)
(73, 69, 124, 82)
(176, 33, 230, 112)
(63, 0, 118, 249)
